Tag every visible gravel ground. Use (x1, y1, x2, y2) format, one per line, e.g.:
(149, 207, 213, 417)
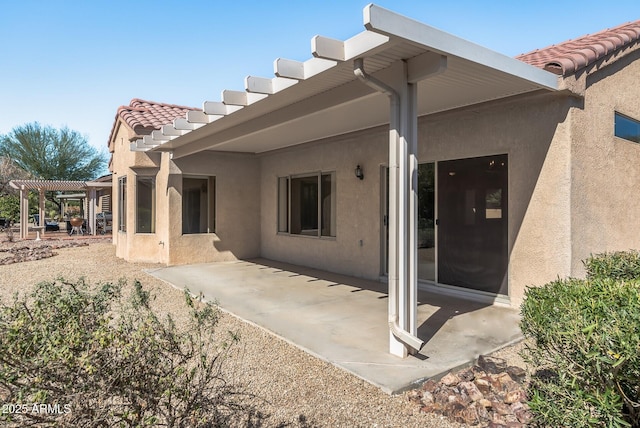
(0, 239, 528, 427)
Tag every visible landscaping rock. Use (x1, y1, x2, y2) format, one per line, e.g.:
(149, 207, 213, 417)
(506, 365, 527, 383)
(422, 378, 439, 393)
(411, 355, 530, 427)
(478, 355, 507, 374)
(0, 240, 94, 265)
(460, 381, 484, 402)
(441, 372, 461, 386)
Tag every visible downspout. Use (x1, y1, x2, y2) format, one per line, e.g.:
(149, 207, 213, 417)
(354, 58, 424, 353)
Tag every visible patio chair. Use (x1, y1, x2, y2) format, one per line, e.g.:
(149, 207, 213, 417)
(32, 214, 60, 232)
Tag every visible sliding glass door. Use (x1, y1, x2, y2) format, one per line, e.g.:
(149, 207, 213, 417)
(417, 163, 436, 282)
(383, 154, 508, 295)
(437, 155, 508, 294)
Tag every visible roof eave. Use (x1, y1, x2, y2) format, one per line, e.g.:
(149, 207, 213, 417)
(141, 4, 560, 157)
(363, 4, 559, 91)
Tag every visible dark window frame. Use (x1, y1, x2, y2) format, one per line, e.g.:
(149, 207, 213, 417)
(614, 112, 640, 143)
(182, 176, 216, 235)
(277, 171, 336, 238)
(118, 176, 126, 232)
(135, 175, 155, 234)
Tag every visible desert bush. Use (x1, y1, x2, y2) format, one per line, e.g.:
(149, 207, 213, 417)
(520, 254, 640, 427)
(585, 250, 640, 282)
(0, 278, 251, 427)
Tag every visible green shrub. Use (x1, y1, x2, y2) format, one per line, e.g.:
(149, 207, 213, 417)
(520, 256, 640, 427)
(585, 250, 640, 281)
(0, 278, 251, 427)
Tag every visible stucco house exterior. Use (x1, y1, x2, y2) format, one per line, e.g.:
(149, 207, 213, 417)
(109, 5, 640, 357)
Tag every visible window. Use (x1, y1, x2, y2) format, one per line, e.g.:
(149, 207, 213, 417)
(615, 112, 640, 143)
(182, 177, 215, 234)
(136, 176, 155, 233)
(278, 172, 336, 237)
(118, 176, 126, 232)
(485, 188, 503, 219)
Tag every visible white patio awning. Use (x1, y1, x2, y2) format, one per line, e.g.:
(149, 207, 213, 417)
(135, 4, 559, 158)
(9, 178, 112, 239)
(9, 179, 112, 191)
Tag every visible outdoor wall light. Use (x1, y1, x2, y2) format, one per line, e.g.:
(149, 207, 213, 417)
(355, 165, 364, 180)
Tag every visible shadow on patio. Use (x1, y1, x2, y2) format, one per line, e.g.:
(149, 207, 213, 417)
(148, 258, 522, 394)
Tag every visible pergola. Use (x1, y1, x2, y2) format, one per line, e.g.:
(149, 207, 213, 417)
(9, 179, 112, 239)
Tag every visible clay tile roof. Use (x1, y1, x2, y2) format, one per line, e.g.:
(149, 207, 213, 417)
(517, 20, 640, 76)
(107, 98, 198, 148)
(118, 98, 197, 134)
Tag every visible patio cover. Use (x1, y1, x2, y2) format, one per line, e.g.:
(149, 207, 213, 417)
(130, 5, 559, 155)
(9, 179, 112, 239)
(129, 4, 561, 358)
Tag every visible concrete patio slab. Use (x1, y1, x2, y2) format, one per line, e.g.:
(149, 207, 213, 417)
(147, 258, 522, 394)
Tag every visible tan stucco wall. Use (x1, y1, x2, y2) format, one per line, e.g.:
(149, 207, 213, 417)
(419, 95, 574, 305)
(110, 121, 164, 263)
(111, 122, 260, 265)
(569, 48, 640, 274)
(259, 93, 574, 305)
(260, 127, 388, 280)
(168, 151, 261, 264)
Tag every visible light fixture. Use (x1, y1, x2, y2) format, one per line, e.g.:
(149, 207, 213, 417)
(355, 164, 364, 180)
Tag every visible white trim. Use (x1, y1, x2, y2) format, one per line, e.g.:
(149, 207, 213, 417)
(363, 4, 558, 91)
(202, 101, 243, 115)
(174, 118, 205, 131)
(186, 110, 222, 124)
(222, 90, 268, 106)
(245, 75, 298, 94)
(418, 280, 512, 307)
(274, 57, 337, 80)
(162, 124, 187, 136)
(311, 30, 389, 62)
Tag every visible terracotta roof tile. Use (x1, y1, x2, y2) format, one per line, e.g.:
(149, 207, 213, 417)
(517, 20, 640, 75)
(107, 98, 198, 147)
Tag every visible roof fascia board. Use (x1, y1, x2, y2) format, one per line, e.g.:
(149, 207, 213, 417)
(274, 57, 337, 80)
(162, 124, 188, 137)
(186, 110, 222, 124)
(311, 30, 390, 61)
(142, 136, 160, 147)
(85, 181, 113, 188)
(202, 101, 243, 116)
(245, 76, 298, 94)
(151, 130, 174, 141)
(174, 118, 205, 131)
(363, 4, 559, 91)
(131, 141, 152, 151)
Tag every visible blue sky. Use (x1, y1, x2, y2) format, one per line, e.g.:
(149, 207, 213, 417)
(1, 1, 639, 153)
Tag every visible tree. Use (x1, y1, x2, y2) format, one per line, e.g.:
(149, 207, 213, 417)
(0, 156, 31, 195)
(0, 123, 106, 181)
(0, 123, 108, 213)
(0, 157, 31, 221)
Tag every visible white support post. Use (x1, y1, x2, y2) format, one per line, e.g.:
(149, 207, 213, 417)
(407, 81, 419, 337)
(20, 186, 28, 239)
(89, 189, 97, 236)
(354, 58, 423, 358)
(38, 189, 45, 237)
(388, 100, 404, 358)
(383, 61, 421, 357)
